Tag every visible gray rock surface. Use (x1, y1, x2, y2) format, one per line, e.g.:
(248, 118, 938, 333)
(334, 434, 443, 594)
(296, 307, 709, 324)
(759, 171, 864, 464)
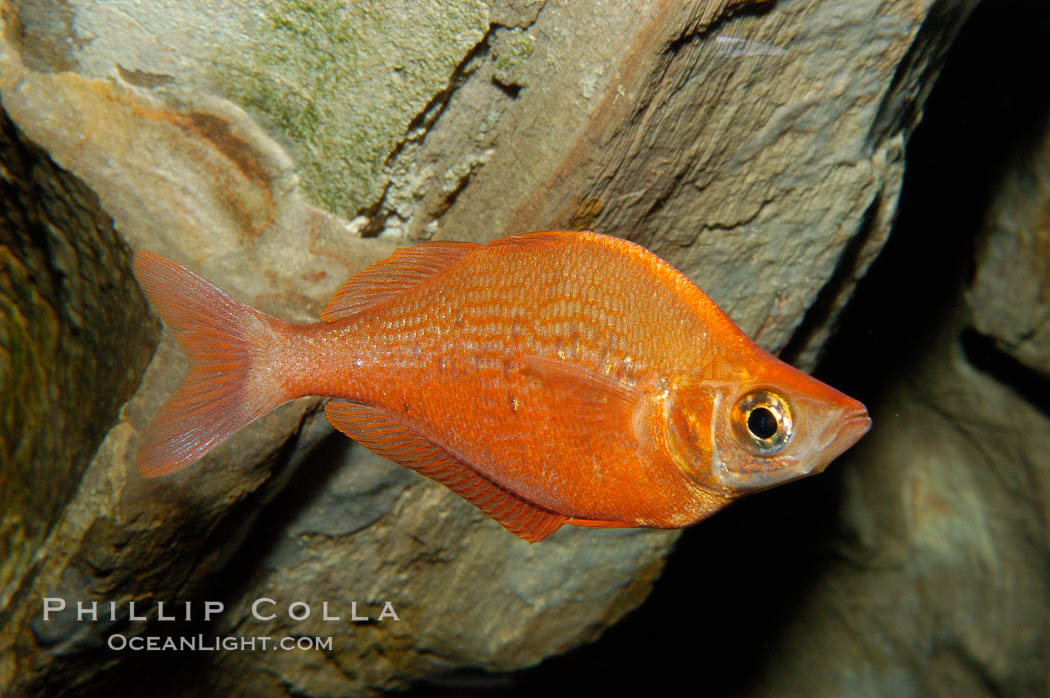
(969, 115, 1050, 378)
(0, 0, 982, 695)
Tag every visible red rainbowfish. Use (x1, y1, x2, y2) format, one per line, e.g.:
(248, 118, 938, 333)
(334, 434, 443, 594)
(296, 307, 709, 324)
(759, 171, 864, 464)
(132, 231, 870, 542)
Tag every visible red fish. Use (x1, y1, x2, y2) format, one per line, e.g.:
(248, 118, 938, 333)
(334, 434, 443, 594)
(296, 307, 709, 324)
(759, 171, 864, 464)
(132, 232, 870, 542)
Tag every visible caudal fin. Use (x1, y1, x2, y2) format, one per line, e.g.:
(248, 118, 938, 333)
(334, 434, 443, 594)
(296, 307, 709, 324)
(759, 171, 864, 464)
(132, 251, 280, 476)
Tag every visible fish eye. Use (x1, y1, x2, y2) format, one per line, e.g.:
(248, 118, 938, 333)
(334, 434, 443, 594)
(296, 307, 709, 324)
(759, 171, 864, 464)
(747, 406, 778, 439)
(731, 389, 794, 455)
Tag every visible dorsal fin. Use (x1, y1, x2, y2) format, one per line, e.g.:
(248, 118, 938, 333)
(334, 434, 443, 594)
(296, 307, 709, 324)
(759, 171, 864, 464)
(322, 241, 479, 322)
(324, 401, 567, 542)
(487, 230, 582, 247)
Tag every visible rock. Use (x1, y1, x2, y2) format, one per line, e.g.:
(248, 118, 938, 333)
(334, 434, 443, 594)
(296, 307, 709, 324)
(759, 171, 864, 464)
(195, 445, 674, 696)
(968, 114, 1050, 378)
(748, 301, 1050, 697)
(0, 108, 157, 677)
(0, 0, 982, 695)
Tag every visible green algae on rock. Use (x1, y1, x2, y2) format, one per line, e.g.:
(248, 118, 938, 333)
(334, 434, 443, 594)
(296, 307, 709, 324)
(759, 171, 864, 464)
(213, 0, 488, 216)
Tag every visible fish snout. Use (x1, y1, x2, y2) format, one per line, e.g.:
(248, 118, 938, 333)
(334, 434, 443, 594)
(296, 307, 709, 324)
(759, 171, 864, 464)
(812, 404, 871, 473)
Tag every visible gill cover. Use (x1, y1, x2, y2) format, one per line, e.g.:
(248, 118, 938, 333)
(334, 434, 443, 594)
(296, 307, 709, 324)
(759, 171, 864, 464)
(665, 372, 869, 496)
(665, 381, 798, 495)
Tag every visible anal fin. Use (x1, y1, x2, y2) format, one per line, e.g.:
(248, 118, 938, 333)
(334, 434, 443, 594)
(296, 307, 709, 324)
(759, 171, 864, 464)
(325, 401, 566, 542)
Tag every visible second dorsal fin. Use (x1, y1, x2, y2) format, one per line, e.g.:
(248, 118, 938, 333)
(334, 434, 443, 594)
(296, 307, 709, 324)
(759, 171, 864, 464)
(322, 241, 479, 322)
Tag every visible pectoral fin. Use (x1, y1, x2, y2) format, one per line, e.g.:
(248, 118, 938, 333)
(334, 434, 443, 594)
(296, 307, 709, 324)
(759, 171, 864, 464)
(521, 355, 647, 450)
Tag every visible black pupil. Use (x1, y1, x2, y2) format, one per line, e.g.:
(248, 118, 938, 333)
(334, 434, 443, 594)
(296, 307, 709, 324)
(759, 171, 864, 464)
(748, 407, 778, 439)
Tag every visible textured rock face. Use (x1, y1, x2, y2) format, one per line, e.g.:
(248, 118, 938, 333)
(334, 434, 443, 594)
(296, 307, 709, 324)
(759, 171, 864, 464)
(968, 120, 1050, 379)
(0, 0, 983, 695)
(196, 446, 673, 696)
(748, 307, 1050, 697)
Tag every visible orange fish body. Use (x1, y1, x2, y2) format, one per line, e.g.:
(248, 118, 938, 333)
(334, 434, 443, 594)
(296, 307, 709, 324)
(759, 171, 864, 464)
(133, 232, 870, 542)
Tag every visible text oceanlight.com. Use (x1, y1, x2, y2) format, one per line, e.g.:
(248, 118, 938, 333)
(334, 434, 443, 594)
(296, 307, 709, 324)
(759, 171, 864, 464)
(107, 634, 333, 652)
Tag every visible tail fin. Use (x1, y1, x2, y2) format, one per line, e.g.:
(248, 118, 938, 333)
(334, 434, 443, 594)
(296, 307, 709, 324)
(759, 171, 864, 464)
(132, 251, 280, 476)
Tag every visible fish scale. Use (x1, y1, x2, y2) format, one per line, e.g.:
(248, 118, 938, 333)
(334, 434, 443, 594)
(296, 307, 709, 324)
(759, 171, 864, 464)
(291, 237, 737, 519)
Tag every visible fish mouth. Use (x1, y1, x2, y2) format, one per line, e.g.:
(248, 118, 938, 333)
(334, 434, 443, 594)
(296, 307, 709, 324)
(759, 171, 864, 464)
(812, 408, 871, 474)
